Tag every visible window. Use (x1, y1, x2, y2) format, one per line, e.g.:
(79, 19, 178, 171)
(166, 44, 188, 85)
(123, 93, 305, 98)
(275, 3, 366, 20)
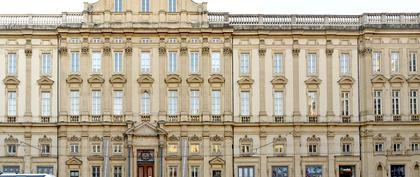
(92, 91, 102, 115)
(393, 143, 402, 152)
(306, 166, 322, 177)
(168, 0, 176, 12)
(168, 91, 178, 115)
(412, 143, 419, 151)
(191, 166, 199, 177)
(113, 91, 123, 115)
(342, 144, 351, 153)
(375, 143, 384, 152)
(190, 91, 200, 115)
(92, 52, 102, 73)
(307, 53, 317, 75)
(211, 52, 221, 73)
(212, 170, 222, 177)
(70, 171, 80, 177)
(211, 91, 221, 115)
(168, 52, 177, 73)
(240, 53, 250, 75)
(273, 92, 284, 116)
(211, 144, 221, 154)
(409, 52, 417, 72)
(70, 144, 79, 154)
(391, 52, 400, 72)
(7, 53, 17, 75)
(41, 92, 51, 117)
(92, 144, 101, 153)
(41, 144, 50, 155)
(169, 166, 178, 177)
(190, 52, 199, 73)
(190, 144, 200, 153)
(141, 0, 150, 12)
(410, 90, 418, 115)
(37, 166, 53, 175)
(114, 52, 123, 73)
(240, 144, 251, 154)
(141, 92, 151, 115)
(307, 91, 318, 116)
(114, 166, 122, 177)
(238, 166, 254, 177)
(240, 92, 250, 116)
(272, 166, 288, 177)
(113, 144, 123, 153)
(70, 91, 80, 116)
(273, 53, 284, 75)
(168, 144, 178, 153)
(92, 166, 101, 177)
(392, 90, 400, 115)
(373, 90, 382, 115)
(308, 144, 317, 153)
(7, 91, 17, 117)
(341, 92, 350, 116)
(114, 0, 122, 12)
(71, 52, 80, 73)
(340, 53, 350, 75)
(274, 144, 285, 154)
(390, 165, 405, 177)
(372, 52, 381, 72)
(7, 144, 17, 155)
(41, 53, 52, 76)
(140, 52, 151, 73)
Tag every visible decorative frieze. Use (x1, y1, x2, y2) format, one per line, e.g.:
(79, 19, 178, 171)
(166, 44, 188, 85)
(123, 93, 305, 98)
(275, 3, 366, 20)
(103, 46, 111, 55)
(25, 49, 32, 57)
(258, 48, 266, 56)
(81, 47, 89, 55)
(180, 47, 188, 56)
(125, 47, 132, 56)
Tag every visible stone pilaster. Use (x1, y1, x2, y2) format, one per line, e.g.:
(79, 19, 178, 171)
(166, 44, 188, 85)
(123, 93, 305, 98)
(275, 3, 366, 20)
(24, 45, 32, 118)
(180, 46, 188, 122)
(203, 129, 210, 177)
(326, 48, 334, 118)
(327, 131, 335, 177)
(202, 46, 210, 122)
(124, 45, 133, 120)
(224, 126, 233, 177)
(259, 47, 267, 122)
(23, 127, 32, 173)
(223, 46, 233, 122)
(158, 43, 167, 121)
(259, 130, 267, 177)
(293, 131, 302, 177)
(292, 48, 301, 118)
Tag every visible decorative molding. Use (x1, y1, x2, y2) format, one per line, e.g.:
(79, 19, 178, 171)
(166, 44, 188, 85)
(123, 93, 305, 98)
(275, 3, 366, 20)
(202, 47, 210, 55)
(239, 135, 253, 144)
(326, 48, 334, 56)
(88, 74, 105, 85)
(338, 76, 355, 86)
(137, 74, 155, 87)
(259, 48, 266, 56)
(273, 135, 287, 144)
(210, 135, 224, 142)
(109, 74, 127, 87)
(165, 74, 182, 87)
(209, 157, 225, 166)
(103, 46, 111, 55)
(186, 75, 204, 84)
(373, 134, 386, 142)
(307, 135, 320, 144)
(340, 135, 354, 144)
(271, 76, 288, 86)
(407, 74, 420, 83)
(371, 74, 387, 86)
(359, 47, 372, 56)
(159, 47, 166, 56)
(66, 157, 83, 165)
(410, 133, 420, 142)
(81, 47, 89, 55)
(5, 135, 19, 144)
(39, 135, 52, 144)
(392, 133, 405, 142)
(125, 47, 133, 56)
(189, 134, 202, 142)
(223, 47, 232, 56)
(167, 135, 180, 142)
(89, 135, 103, 142)
(208, 74, 225, 84)
(68, 135, 82, 142)
(25, 49, 32, 57)
(111, 135, 124, 142)
(59, 47, 68, 55)
(3, 76, 20, 87)
(66, 74, 83, 85)
(389, 75, 406, 84)
(37, 76, 54, 90)
(180, 47, 188, 56)
(292, 48, 300, 56)
(304, 77, 322, 85)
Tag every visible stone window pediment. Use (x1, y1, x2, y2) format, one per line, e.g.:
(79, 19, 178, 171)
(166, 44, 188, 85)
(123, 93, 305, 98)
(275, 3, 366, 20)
(37, 76, 54, 90)
(392, 133, 405, 142)
(110, 74, 127, 88)
(340, 134, 354, 144)
(389, 75, 406, 87)
(88, 74, 105, 88)
(39, 135, 52, 144)
(189, 134, 202, 142)
(167, 135, 180, 142)
(273, 135, 287, 144)
(307, 135, 320, 144)
(407, 75, 420, 87)
(3, 76, 20, 89)
(210, 135, 224, 142)
(137, 74, 154, 84)
(111, 135, 124, 142)
(5, 135, 19, 144)
(68, 135, 81, 142)
(373, 134, 386, 142)
(237, 77, 254, 90)
(371, 74, 387, 84)
(338, 76, 354, 86)
(209, 74, 225, 88)
(209, 157, 225, 166)
(66, 74, 83, 88)
(239, 135, 253, 145)
(165, 74, 182, 88)
(272, 76, 288, 90)
(124, 122, 166, 137)
(66, 156, 82, 166)
(410, 133, 420, 142)
(187, 75, 204, 84)
(89, 135, 103, 142)
(305, 77, 322, 85)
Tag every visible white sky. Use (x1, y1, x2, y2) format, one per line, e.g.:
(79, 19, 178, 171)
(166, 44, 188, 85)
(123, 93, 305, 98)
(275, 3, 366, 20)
(0, 0, 419, 14)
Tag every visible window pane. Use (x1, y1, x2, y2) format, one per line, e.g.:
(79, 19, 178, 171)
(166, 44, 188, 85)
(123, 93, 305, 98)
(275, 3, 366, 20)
(274, 92, 284, 116)
(307, 54, 317, 75)
(372, 52, 381, 72)
(70, 91, 80, 115)
(212, 91, 221, 115)
(92, 91, 102, 115)
(168, 52, 177, 73)
(391, 52, 400, 72)
(212, 53, 221, 73)
(142, 0, 150, 12)
(168, 91, 178, 115)
(168, 0, 176, 12)
(240, 53, 250, 75)
(141, 92, 151, 114)
(140, 52, 151, 73)
(41, 92, 51, 116)
(113, 91, 123, 115)
(340, 53, 350, 74)
(374, 91, 382, 115)
(240, 92, 250, 116)
(341, 92, 350, 116)
(410, 90, 418, 115)
(115, 0, 122, 12)
(114, 52, 123, 73)
(273, 54, 283, 74)
(7, 91, 17, 116)
(190, 52, 199, 73)
(92, 52, 102, 73)
(71, 52, 80, 73)
(409, 52, 417, 72)
(7, 53, 17, 75)
(190, 91, 200, 114)
(392, 90, 400, 115)
(42, 54, 52, 75)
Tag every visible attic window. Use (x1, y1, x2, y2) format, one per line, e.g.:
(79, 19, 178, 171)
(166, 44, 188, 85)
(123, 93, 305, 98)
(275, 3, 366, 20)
(69, 38, 81, 44)
(141, 38, 151, 43)
(114, 0, 123, 12)
(91, 38, 102, 43)
(114, 38, 124, 44)
(212, 38, 221, 43)
(191, 38, 200, 44)
(168, 38, 177, 43)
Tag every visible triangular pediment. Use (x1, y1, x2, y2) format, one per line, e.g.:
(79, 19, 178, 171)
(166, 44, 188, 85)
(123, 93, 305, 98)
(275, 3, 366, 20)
(66, 157, 83, 165)
(271, 76, 288, 85)
(407, 74, 420, 83)
(165, 74, 182, 84)
(338, 76, 354, 85)
(209, 157, 225, 165)
(88, 74, 105, 84)
(66, 74, 83, 84)
(137, 74, 155, 84)
(389, 75, 406, 83)
(37, 76, 54, 86)
(3, 76, 20, 86)
(208, 74, 225, 84)
(371, 74, 387, 84)
(186, 75, 204, 84)
(304, 77, 322, 85)
(109, 74, 127, 84)
(125, 122, 167, 137)
(237, 77, 254, 85)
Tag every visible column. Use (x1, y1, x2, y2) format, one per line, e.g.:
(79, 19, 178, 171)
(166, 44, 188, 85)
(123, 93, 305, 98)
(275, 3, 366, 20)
(223, 46, 233, 122)
(293, 131, 302, 177)
(158, 44, 167, 121)
(81, 128, 89, 177)
(326, 49, 334, 119)
(181, 137, 189, 177)
(24, 46, 32, 118)
(292, 48, 301, 119)
(23, 127, 32, 173)
(180, 46, 188, 122)
(224, 126, 233, 177)
(259, 47, 267, 122)
(202, 47, 210, 122)
(361, 129, 374, 177)
(203, 129, 210, 177)
(81, 48, 90, 122)
(103, 47, 112, 121)
(327, 132, 335, 177)
(259, 132, 268, 177)
(124, 45, 133, 120)
(58, 126, 67, 177)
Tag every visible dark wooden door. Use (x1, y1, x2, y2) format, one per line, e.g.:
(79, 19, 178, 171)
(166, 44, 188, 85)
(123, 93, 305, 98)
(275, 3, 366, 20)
(138, 165, 154, 177)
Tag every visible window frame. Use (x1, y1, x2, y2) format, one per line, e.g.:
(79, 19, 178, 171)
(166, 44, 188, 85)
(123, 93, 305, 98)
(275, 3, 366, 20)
(7, 91, 17, 117)
(409, 52, 417, 72)
(113, 52, 124, 73)
(372, 51, 381, 73)
(409, 89, 418, 115)
(167, 90, 178, 115)
(240, 53, 250, 75)
(140, 52, 151, 73)
(41, 53, 52, 76)
(273, 53, 284, 75)
(92, 166, 101, 177)
(168, 52, 178, 74)
(307, 91, 318, 116)
(189, 51, 200, 74)
(373, 90, 382, 115)
(168, 0, 177, 12)
(339, 53, 350, 75)
(70, 91, 80, 116)
(211, 52, 221, 73)
(141, 92, 151, 115)
(92, 52, 102, 73)
(390, 51, 400, 73)
(141, 0, 150, 12)
(190, 90, 200, 115)
(391, 90, 401, 116)
(71, 52, 80, 73)
(113, 91, 124, 115)
(341, 91, 350, 116)
(7, 53, 17, 76)
(92, 91, 102, 116)
(306, 53, 317, 75)
(114, 0, 123, 12)
(41, 92, 51, 117)
(240, 91, 250, 116)
(238, 166, 255, 177)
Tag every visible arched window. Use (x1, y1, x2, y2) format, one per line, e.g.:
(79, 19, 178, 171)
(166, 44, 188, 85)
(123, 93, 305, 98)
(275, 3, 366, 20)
(141, 92, 151, 115)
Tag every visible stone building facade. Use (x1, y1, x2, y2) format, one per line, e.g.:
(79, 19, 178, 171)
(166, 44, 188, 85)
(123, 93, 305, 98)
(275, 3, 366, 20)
(0, 0, 419, 177)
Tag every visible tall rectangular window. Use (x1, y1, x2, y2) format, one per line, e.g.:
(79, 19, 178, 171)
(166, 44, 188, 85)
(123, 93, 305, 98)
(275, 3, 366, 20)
(307, 53, 317, 75)
(140, 52, 151, 73)
(141, 92, 151, 115)
(240, 92, 250, 116)
(340, 53, 350, 75)
(168, 0, 176, 12)
(141, 0, 150, 12)
(7, 53, 17, 75)
(113, 91, 123, 115)
(391, 52, 400, 72)
(71, 52, 80, 73)
(191, 166, 199, 177)
(211, 52, 221, 73)
(273, 53, 283, 75)
(273, 92, 284, 116)
(7, 91, 17, 116)
(41, 53, 52, 76)
(238, 167, 254, 177)
(114, 0, 122, 12)
(372, 52, 381, 72)
(409, 52, 417, 72)
(168, 52, 177, 73)
(240, 53, 250, 75)
(70, 91, 80, 116)
(92, 166, 100, 177)
(190, 91, 200, 115)
(113, 166, 122, 177)
(410, 90, 418, 115)
(392, 90, 400, 115)
(92, 52, 102, 73)
(341, 92, 350, 116)
(211, 91, 221, 115)
(307, 91, 317, 116)
(92, 91, 102, 115)
(168, 91, 178, 115)
(41, 92, 51, 117)
(374, 90, 382, 115)
(70, 171, 80, 177)
(190, 52, 199, 73)
(114, 52, 123, 73)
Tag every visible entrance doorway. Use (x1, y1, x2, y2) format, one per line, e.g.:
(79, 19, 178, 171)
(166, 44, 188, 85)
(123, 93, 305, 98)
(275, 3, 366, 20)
(339, 166, 355, 177)
(138, 165, 154, 177)
(137, 149, 155, 177)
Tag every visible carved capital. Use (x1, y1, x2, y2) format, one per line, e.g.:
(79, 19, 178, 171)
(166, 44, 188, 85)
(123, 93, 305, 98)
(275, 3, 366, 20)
(103, 46, 111, 56)
(159, 47, 166, 56)
(326, 48, 334, 56)
(359, 47, 372, 56)
(292, 48, 300, 56)
(259, 48, 266, 57)
(125, 47, 133, 56)
(180, 47, 188, 56)
(25, 49, 32, 57)
(223, 47, 232, 56)
(81, 47, 90, 55)
(59, 47, 68, 55)
(202, 47, 210, 55)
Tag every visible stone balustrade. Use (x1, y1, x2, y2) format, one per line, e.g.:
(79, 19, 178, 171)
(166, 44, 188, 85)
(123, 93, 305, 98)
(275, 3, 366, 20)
(0, 12, 83, 28)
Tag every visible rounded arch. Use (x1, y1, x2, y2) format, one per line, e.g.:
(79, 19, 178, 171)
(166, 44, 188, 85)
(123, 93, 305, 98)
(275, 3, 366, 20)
(376, 163, 384, 177)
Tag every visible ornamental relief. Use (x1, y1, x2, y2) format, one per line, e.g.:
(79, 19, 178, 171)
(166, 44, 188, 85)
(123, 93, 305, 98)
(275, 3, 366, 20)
(371, 74, 387, 88)
(37, 76, 54, 90)
(68, 135, 81, 142)
(223, 47, 232, 56)
(407, 74, 420, 87)
(338, 76, 354, 90)
(210, 135, 224, 142)
(137, 74, 154, 88)
(5, 135, 19, 144)
(389, 75, 406, 88)
(88, 74, 105, 88)
(237, 77, 254, 91)
(125, 47, 133, 56)
(189, 134, 202, 142)
(167, 135, 180, 142)
(103, 46, 112, 55)
(208, 74, 225, 88)
(271, 76, 288, 90)
(109, 74, 127, 88)
(59, 47, 68, 55)
(39, 135, 52, 144)
(239, 135, 253, 145)
(111, 135, 124, 142)
(25, 49, 32, 57)
(307, 135, 320, 144)
(165, 74, 182, 88)
(89, 135, 103, 142)
(202, 47, 210, 55)
(340, 135, 354, 144)
(186, 75, 204, 88)
(3, 76, 20, 89)
(66, 74, 83, 88)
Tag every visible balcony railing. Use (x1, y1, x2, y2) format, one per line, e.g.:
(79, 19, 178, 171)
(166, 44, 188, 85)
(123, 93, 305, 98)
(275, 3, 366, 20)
(241, 116, 251, 123)
(7, 116, 16, 123)
(393, 115, 402, 122)
(189, 115, 201, 122)
(342, 116, 351, 123)
(308, 116, 319, 123)
(274, 116, 285, 123)
(375, 115, 384, 122)
(69, 115, 80, 122)
(41, 116, 51, 123)
(211, 115, 222, 122)
(168, 115, 179, 122)
(140, 115, 151, 122)
(112, 115, 125, 122)
(0, 13, 83, 28)
(91, 115, 103, 122)
(412, 115, 419, 121)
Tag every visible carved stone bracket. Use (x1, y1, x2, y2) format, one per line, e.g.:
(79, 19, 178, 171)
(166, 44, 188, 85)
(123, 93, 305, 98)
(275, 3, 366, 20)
(223, 47, 232, 56)
(159, 47, 167, 56)
(292, 48, 300, 56)
(180, 47, 188, 56)
(103, 46, 111, 56)
(259, 48, 266, 57)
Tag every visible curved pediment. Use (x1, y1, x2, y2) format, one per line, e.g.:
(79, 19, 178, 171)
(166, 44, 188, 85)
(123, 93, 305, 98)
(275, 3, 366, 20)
(186, 75, 204, 84)
(237, 77, 254, 85)
(109, 74, 127, 84)
(371, 74, 387, 84)
(338, 76, 354, 85)
(66, 74, 83, 84)
(304, 77, 322, 85)
(165, 74, 182, 84)
(37, 76, 54, 86)
(66, 157, 83, 165)
(125, 122, 167, 137)
(271, 76, 288, 85)
(208, 74, 225, 84)
(3, 76, 20, 86)
(389, 75, 406, 84)
(88, 74, 105, 84)
(209, 157, 225, 166)
(137, 75, 155, 84)
(407, 74, 420, 83)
